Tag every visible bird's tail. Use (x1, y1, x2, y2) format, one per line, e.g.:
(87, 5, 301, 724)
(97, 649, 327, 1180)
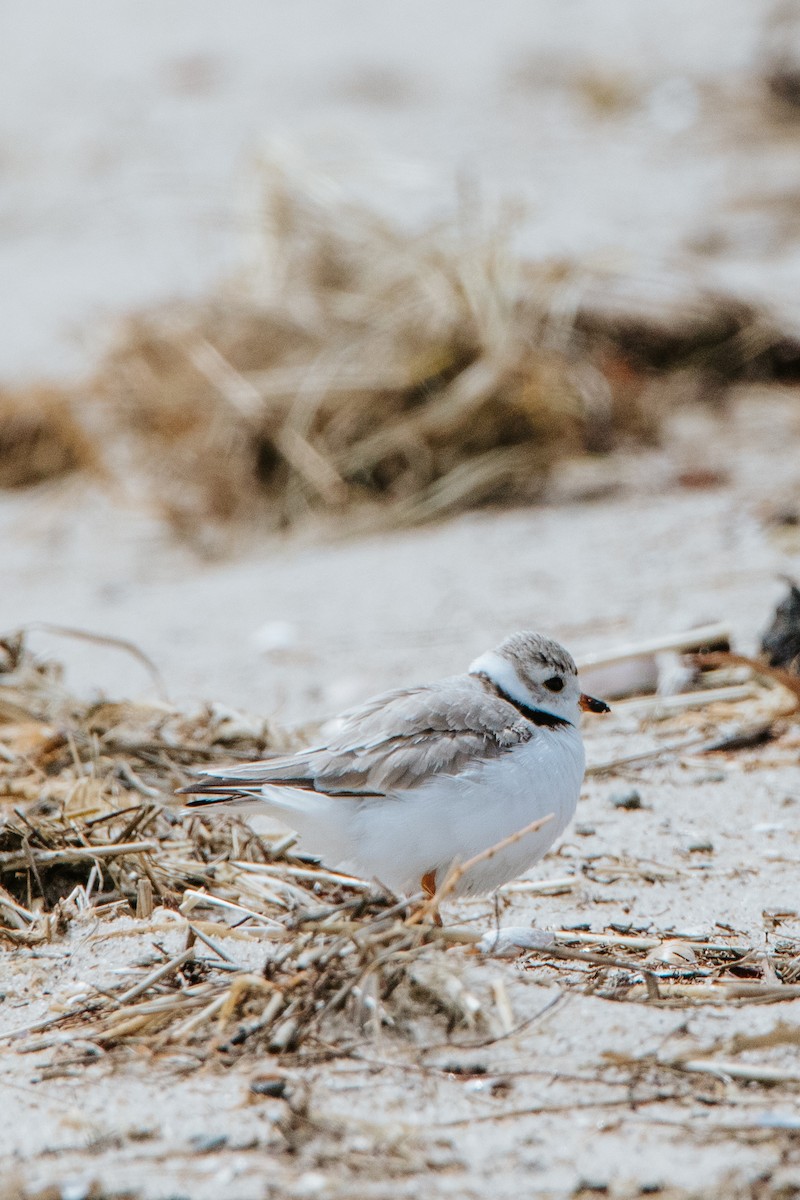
(181, 780, 353, 867)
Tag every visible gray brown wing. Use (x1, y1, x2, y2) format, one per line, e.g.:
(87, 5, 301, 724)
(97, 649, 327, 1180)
(184, 676, 532, 798)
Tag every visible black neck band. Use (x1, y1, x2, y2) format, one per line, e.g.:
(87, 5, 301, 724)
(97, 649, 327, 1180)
(481, 676, 572, 729)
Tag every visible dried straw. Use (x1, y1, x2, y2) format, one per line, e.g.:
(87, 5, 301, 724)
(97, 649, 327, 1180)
(2, 153, 787, 547)
(90, 172, 594, 542)
(1, 633, 799, 1069)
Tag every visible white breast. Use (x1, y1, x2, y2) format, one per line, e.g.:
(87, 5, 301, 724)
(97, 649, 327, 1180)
(344, 724, 586, 896)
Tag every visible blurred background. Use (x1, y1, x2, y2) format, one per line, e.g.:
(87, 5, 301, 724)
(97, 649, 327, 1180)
(2, 0, 800, 719)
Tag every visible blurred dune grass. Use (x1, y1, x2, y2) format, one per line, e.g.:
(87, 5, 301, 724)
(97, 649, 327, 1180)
(0, 153, 788, 547)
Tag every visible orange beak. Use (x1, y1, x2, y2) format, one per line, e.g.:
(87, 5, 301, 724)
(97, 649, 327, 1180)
(580, 693, 610, 714)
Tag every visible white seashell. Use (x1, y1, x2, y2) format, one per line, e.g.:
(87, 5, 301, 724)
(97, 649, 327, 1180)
(645, 940, 697, 967)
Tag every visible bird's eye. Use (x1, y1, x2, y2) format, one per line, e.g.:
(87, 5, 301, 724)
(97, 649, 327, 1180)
(544, 675, 564, 692)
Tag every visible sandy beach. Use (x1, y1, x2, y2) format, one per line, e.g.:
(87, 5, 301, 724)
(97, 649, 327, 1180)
(2, 4, 800, 1197)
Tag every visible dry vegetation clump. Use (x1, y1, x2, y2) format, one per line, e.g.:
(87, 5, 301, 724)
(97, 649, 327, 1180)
(2, 633, 800, 1075)
(0, 385, 95, 488)
(1, 156, 791, 544)
(0, 635, 494, 1057)
(92, 171, 601, 540)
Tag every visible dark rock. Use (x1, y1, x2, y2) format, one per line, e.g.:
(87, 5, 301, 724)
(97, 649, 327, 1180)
(609, 788, 642, 810)
(761, 579, 800, 674)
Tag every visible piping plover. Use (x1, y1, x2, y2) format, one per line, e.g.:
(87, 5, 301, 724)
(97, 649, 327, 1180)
(182, 631, 609, 898)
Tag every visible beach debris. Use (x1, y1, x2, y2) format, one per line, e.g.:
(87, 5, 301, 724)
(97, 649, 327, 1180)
(763, 0, 800, 113)
(761, 578, 800, 675)
(0, 385, 94, 488)
(477, 927, 556, 957)
(685, 838, 714, 854)
(250, 1074, 290, 1099)
(2, 155, 797, 542)
(608, 788, 642, 810)
(645, 940, 697, 967)
(0, 629, 799, 1072)
(692, 649, 800, 706)
(577, 622, 730, 701)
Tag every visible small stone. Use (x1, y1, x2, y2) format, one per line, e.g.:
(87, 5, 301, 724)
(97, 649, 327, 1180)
(575, 1179, 609, 1195)
(687, 839, 714, 853)
(61, 1183, 102, 1200)
(440, 1062, 488, 1076)
(690, 770, 725, 784)
(574, 823, 596, 836)
(250, 1078, 288, 1099)
(188, 1133, 228, 1153)
(127, 1126, 157, 1142)
(295, 1172, 330, 1197)
(609, 788, 642, 810)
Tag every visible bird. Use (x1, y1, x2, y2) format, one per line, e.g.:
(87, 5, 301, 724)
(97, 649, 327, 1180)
(180, 631, 609, 900)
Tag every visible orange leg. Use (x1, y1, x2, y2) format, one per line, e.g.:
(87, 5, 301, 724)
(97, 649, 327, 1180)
(420, 870, 443, 927)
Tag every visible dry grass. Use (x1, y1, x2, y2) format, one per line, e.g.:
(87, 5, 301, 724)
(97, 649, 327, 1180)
(0, 385, 95, 489)
(1, 154, 779, 546)
(92, 181, 594, 541)
(1, 632, 800, 1074)
(3, 634, 800, 1198)
(0, 634, 492, 1058)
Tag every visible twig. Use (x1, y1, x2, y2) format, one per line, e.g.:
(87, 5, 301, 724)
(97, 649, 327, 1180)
(232, 860, 372, 890)
(179, 888, 283, 926)
(722, 982, 800, 1002)
(187, 922, 236, 964)
(548, 930, 748, 956)
(586, 736, 704, 775)
(168, 992, 230, 1041)
(692, 651, 800, 704)
(0, 891, 35, 927)
(615, 684, 756, 713)
(576, 623, 731, 671)
(0, 841, 157, 872)
(525, 943, 663, 998)
(499, 876, 577, 895)
(408, 814, 555, 924)
(435, 1093, 675, 1126)
(275, 426, 348, 507)
(116, 762, 162, 799)
(491, 979, 515, 1034)
(14, 622, 168, 701)
(113, 946, 196, 1006)
(668, 1058, 800, 1085)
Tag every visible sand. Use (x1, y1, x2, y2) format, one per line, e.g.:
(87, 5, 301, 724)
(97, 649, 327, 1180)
(0, 389, 798, 1200)
(3, 4, 800, 1196)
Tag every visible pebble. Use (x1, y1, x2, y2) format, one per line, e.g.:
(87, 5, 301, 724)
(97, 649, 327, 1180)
(687, 838, 714, 853)
(188, 1133, 228, 1153)
(439, 1062, 488, 1076)
(61, 1182, 102, 1200)
(295, 1172, 330, 1197)
(250, 1078, 288, 1099)
(609, 788, 642, 810)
